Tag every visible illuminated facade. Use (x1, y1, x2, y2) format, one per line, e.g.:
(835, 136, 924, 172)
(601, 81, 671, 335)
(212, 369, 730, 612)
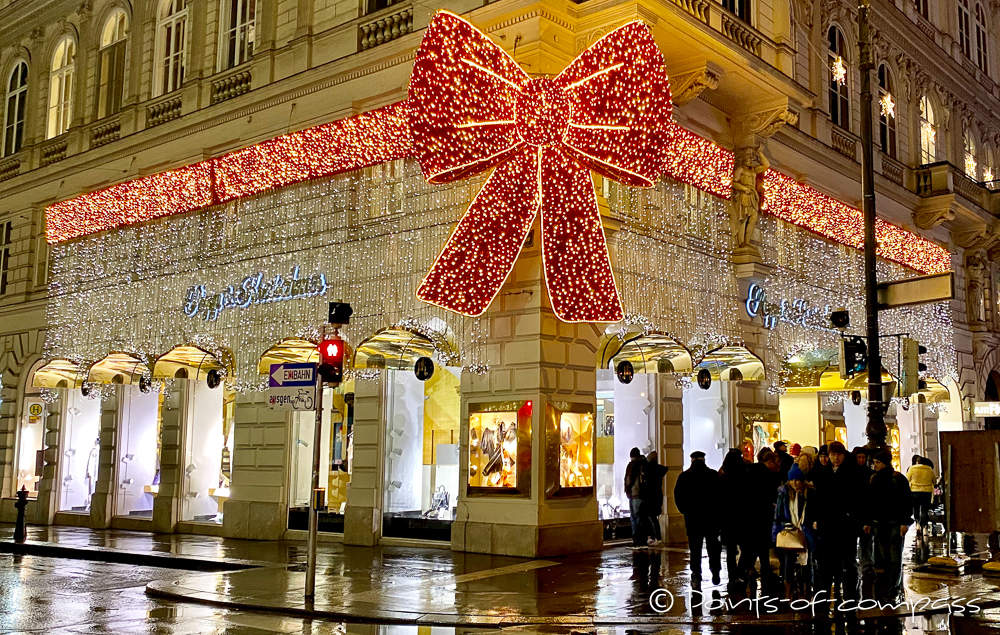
(0, 0, 996, 555)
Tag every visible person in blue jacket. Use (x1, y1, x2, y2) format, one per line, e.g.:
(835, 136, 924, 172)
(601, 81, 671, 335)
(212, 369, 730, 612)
(772, 464, 818, 600)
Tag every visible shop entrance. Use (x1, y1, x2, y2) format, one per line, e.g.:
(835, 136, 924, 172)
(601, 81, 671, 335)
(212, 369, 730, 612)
(266, 339, 355, 534)
(357, 328, 460, 543)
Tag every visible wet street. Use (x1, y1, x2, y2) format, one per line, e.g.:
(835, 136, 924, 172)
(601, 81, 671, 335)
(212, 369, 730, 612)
(0, 552, 999, 635)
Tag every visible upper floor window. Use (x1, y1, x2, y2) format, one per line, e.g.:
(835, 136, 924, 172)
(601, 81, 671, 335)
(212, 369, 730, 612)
(96, 10, 128, 119)
(919, 95, 937, 164)
(366, 0, 404, 13)
(959, 0, 971, 58)
(219, 0, 255, 70)
(156, 0, 188, 96)
(723, 0, 751, 23)
(965, 130, 978, 178)
(4, 62, 27, 157)
(828, 26, 850, 130)
(975, 3, 988, 72)
(878, 64, 896, 159)
(47, 37, 75, 139)
(916, 0, 929, 19)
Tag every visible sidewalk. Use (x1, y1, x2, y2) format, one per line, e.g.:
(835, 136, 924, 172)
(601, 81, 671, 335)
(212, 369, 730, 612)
(2, 523, 999, 626)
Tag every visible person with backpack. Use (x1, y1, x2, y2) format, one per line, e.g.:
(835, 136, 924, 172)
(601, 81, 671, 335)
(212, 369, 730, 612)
(639, 450, 669, 547)
(624, 447, 647, 547)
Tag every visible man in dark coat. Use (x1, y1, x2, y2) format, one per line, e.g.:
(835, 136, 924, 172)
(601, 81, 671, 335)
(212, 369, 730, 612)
(674, 451, 722, 587)
(863, 450, 913, 601)
(624, 447, 646, 547)
(813, 441, 861, 601)
(739, 448, 782, 585)
(638, 450, 668, 546)
(774, 441, 794, 482)
(853, 446, 875, 593)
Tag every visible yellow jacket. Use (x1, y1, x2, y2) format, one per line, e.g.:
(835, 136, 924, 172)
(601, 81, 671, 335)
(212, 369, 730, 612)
(905, 464, 936, 493)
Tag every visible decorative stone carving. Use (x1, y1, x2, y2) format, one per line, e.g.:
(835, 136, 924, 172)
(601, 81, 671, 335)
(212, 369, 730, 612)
(730, 147, 769, 252)
(730, 106, 799, 149)
(912, 205, 955, 230)
(967, 252, 988, 324)
(956, 220, 1000, 251)
(76, 0, 93, 20)
(670, 66, 722, 107)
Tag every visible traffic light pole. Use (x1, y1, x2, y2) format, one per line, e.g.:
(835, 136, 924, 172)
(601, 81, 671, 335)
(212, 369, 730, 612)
(859, 0, 887, 450)
(305, 384, 323, 599)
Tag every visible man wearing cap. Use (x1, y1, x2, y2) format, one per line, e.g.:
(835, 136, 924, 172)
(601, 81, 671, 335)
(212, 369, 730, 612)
(674, 451, 722, 587)
(813, 441, 861, 601)
(862, 450, 913, 601)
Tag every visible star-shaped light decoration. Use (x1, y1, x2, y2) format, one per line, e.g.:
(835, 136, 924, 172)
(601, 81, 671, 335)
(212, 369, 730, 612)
(966, 154, 978, 178)
(832, 56, 847, 86)
(880, 93, 895, 118)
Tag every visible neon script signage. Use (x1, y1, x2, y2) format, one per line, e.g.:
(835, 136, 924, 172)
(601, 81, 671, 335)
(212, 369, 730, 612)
(183, 266, 328, 321)
(745, 283, 837, 332)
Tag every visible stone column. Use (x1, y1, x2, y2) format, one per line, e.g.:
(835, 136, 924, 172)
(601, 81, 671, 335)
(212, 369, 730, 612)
(152, 381, 186, 533)
(343, 376, 385, 546)
(450, 220, 603, 558)
(89, 389, 119, 528)
(223, 391, 287, 539)
(32, 393, 61, 525)
(658, 375, 686, 544)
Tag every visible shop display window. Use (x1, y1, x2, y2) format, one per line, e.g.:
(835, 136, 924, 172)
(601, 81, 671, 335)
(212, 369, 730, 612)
(115, 386, 161, 517)
(594, 371, 656, 520)
(683, 380, 728, 470)
(466, 399, 532, 499)
(57, 390, 102, 512)
(545, 402, 594, 497)
(382, 365, 461, 541)
(823, 419, 848, 446)
(288, 385, 354, 533)
(15, 391, 46, 498)
(180, 379, 233, 524)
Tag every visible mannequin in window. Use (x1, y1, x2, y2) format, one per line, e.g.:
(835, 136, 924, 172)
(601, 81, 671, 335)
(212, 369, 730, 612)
(730, 146, 770, 251)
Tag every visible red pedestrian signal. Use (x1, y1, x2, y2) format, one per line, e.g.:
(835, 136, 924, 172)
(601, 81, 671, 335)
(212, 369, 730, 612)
(319, 336, 345, 385)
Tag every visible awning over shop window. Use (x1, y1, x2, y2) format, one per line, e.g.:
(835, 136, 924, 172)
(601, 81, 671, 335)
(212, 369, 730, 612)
(695, 346, 765, 381)
(783, 366, 896, 393)
(152, 345, 227, 381)
(597, 330, 693, 374)
(31, 359, 88, 388)
(917, 377, 950, 403)
(257, 339, 321, 374)
(87, 353, 148, 385)
(354, 328, 437, 370)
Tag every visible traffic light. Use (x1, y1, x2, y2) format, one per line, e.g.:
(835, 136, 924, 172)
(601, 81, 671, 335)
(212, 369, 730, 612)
(901, 337, 928, 396)
(838, 336, 867, 379)
(318, 336, 345, 385)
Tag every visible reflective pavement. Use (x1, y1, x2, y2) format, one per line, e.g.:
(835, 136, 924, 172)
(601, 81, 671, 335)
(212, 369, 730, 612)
(3, 523, 1000, 630)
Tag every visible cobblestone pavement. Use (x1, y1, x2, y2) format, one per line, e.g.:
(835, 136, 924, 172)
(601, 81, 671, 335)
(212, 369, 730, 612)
(2, 523, 1000, 628)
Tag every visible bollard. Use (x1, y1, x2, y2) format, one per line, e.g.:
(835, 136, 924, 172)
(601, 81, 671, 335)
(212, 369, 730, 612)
(13, 486, 28, 543)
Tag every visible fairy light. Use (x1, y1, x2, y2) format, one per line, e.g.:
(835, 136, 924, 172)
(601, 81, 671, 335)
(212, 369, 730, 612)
(408, 12, 671, 323)
(922, 121, 937, 147)
(985, 167, 994, 182)
(880, 93, 895, 118)
(966, 153, 978, 178)
(832, 56, 847, 86)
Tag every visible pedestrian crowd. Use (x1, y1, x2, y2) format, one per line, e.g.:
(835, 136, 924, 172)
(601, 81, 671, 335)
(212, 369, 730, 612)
(625, 441, 940, 604)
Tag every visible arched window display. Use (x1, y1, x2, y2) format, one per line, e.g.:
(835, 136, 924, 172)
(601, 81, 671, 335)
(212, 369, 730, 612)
(595, 370, 657, 523)
(181, 378, 234, 523)
(56, 389, 101, 512)
(25, 359, 88, 498)
(288, 384, 354, 532)
(115, 384, 161, 517)
(357, 326, 462, 542)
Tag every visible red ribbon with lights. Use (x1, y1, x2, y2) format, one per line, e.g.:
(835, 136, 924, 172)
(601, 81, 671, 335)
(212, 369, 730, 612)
(408, 12, 672, 323)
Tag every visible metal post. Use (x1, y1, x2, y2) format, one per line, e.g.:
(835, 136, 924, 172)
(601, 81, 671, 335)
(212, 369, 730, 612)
(305, 384, 323, 599)
(858, 0, 887, 450)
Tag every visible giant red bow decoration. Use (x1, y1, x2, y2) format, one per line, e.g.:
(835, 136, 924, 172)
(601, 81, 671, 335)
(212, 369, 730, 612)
(409, 12, 672, 322)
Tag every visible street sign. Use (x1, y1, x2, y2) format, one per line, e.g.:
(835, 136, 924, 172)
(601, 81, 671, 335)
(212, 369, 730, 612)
(268, 363, 317, 411)
(877, 272, 954, 310)
(972, 401, 1000, 418)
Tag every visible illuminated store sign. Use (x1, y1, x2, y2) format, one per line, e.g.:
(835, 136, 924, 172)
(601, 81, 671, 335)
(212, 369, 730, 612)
(183, 266, 327, 321)
(745, 283, 836, 332)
